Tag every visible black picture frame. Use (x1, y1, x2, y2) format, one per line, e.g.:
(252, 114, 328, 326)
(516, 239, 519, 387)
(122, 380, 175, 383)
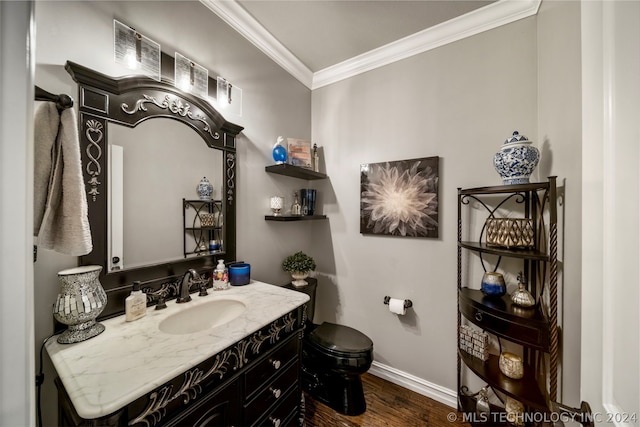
(360, 156, 439, 237)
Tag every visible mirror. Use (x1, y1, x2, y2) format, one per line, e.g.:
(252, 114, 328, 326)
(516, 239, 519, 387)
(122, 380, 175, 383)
(65, 58, 243, 319)
(108, 120, 223, 270)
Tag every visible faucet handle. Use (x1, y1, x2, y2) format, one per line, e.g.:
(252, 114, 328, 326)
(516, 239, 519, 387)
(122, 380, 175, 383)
(151, 289, 168, 310)
(198, 280, 209, 297)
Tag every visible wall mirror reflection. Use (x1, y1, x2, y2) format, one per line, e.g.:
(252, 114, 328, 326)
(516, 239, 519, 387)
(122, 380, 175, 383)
(65, 59, 243, 319)
(108, 120, 224, 271)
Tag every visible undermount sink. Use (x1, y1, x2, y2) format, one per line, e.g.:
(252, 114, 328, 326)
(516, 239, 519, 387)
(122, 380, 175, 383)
(159, 298, 246, 335)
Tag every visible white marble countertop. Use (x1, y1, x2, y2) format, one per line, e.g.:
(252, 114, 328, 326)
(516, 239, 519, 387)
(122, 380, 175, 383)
(45, 281, 309, 420)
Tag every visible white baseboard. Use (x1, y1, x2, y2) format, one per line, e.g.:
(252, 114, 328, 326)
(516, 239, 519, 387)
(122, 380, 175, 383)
(368, 361, 458, 408)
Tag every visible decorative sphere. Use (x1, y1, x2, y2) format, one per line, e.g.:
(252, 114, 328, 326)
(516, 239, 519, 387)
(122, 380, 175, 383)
(272, 144, 288, 164)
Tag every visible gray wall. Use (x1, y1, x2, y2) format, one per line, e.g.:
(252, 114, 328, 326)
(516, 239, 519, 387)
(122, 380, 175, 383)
(311, 15, 539, 394)
(536, 0, 582, 405)
(311, 1, 582, 405)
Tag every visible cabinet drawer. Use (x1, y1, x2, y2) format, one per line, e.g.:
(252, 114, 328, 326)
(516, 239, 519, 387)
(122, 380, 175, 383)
(244, 360, 299, 425)
(251, 386, 301, 427)
(163, 379, 241, 427)
(244, 335, 299, 397)
(459, 293, 549, 350)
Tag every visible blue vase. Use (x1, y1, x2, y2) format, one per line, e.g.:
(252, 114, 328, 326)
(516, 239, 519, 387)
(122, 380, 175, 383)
(493, 131, 540, 185)
(272, 136, 288, 164)
(481, 272, 506, 297)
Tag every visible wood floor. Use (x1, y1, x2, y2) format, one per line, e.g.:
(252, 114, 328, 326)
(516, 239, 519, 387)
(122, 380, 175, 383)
(303, 373, 470, 427)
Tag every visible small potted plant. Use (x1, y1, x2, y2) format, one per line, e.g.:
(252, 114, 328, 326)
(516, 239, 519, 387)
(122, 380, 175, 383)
(282, 251, 316, 287)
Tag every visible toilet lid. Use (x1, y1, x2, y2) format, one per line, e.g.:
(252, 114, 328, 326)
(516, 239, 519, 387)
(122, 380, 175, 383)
(307, 322, 373, 357)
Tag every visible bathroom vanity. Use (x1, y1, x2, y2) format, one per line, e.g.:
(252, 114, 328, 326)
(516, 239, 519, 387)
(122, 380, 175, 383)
(46, 282, 309, 426)
(49, 57, 312, 426)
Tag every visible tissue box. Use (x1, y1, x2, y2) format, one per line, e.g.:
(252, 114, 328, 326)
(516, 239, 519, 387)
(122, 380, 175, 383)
(485, 218, 534, 248)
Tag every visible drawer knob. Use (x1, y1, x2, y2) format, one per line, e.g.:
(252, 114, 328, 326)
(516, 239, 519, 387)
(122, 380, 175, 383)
(270, 359, 281, 370)
(269, 416, 281, 427)
(270, 387, 282, 399)
(475, 312, 483, 322)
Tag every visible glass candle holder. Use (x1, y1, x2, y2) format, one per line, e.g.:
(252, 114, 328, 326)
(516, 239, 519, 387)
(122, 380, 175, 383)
(53, 265, 107, 344)
(270, 196, 284, 216)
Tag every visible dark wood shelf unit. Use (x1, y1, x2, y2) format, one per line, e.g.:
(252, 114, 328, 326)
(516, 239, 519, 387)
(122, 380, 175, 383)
(459, 241, 550, 261)
(459, 288, 550, 351)
(459, 352, 548, 410)
(265, 164, 328, 180)
(457, 177, 559, 419)
(459, 181, 550, 196)
(185, 226, 223, 231)
(184, 199, 223, 204)
(264, 215, 327, 222)
(458, 393, 510, 427)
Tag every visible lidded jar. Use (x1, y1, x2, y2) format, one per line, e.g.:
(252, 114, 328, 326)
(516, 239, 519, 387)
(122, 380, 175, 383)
(197, 177, 213, 200)
(493, 131, 540, 185)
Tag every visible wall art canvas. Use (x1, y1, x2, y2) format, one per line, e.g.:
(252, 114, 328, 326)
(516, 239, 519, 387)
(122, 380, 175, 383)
(360, 156, 439, 237)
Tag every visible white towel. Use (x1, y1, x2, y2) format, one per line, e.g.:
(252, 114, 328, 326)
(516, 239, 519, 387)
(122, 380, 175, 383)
(34, 102, 92, 256)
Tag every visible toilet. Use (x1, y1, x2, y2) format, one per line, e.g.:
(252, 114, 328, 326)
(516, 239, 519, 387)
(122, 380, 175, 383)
(286, 279, 374, 416)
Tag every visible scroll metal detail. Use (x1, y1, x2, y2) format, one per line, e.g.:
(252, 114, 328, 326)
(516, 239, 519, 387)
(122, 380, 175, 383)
(121, 94, 220, 140)
(226, 152, 236, 206)
(129, 312, 297, 427)
(85, 119, 103, 202)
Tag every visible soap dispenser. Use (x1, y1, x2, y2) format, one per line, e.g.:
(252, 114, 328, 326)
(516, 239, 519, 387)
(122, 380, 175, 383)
(213, 260, 229, 291)
(125, 281, 147, 321)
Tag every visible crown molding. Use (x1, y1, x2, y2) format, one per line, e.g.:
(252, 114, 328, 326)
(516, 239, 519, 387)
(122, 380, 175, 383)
(312, 0, 541, 89)
(201, 0, 541, 91)
(199, 0, 314, 88)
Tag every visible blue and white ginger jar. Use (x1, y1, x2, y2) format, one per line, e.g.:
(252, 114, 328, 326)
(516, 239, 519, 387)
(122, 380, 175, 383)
(493, 131, 540, 185)
(197, 176, 214, 200)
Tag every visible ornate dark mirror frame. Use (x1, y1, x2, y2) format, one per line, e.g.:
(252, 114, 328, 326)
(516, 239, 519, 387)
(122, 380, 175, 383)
(65, 59, 243, 319)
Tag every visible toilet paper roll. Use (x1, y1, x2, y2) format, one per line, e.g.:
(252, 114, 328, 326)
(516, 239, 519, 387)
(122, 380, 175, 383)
(388, 298, 406, 315)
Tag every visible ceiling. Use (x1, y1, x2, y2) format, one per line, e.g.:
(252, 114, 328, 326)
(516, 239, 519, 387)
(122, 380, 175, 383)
(200, 0, 541, 89)
(235, 1, 493, 72)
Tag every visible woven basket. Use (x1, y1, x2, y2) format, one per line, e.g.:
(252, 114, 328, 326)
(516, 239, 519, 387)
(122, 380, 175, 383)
(485, 218, 534, 248)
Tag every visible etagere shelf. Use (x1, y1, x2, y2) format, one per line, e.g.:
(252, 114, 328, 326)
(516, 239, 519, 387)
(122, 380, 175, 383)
(183, 199, 224, 258)
(457, 177, 559, 426)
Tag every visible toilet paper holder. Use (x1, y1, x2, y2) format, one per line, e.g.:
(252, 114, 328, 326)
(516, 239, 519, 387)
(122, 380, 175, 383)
(383, 296, 413, 309)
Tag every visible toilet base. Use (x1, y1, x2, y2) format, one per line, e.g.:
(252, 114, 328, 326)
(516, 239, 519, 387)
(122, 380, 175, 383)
(301, 364, 367, 416)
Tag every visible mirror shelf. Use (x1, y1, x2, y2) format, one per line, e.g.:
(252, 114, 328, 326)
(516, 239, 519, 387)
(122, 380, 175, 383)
(65, 59, 243, 319)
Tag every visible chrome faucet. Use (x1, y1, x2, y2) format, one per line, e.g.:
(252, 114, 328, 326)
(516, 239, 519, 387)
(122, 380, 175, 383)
(177, 269, 197, 303)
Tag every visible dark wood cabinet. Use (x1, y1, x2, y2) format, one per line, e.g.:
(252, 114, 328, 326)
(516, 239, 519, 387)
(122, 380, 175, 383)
(55, 308, 305, 427)
(457, 178, 559, 424)
(164, 379, 241, 427)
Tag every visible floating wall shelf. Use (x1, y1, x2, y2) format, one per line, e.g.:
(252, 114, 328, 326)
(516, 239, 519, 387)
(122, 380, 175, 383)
(265, 164, 327, 180)
(264, 215, 327, 222)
